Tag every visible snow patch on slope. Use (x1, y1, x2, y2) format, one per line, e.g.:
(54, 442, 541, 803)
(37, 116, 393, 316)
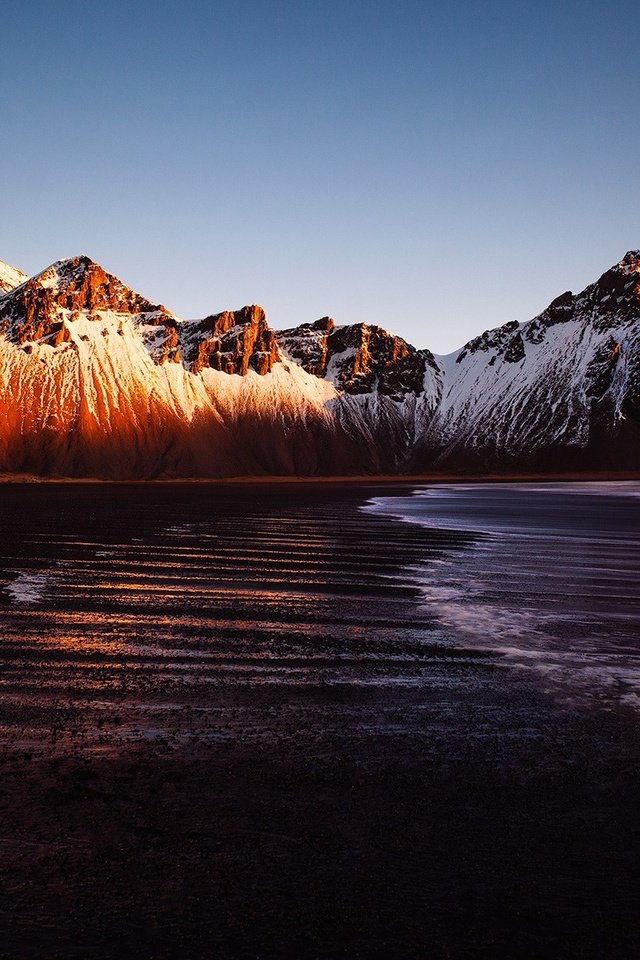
(0, 260, 28, 294)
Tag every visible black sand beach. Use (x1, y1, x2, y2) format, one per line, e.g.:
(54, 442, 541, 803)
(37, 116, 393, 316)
(0, 483, 638, 959)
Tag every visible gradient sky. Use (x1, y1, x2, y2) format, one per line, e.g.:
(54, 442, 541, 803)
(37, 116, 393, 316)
(2, 0, 638, 353)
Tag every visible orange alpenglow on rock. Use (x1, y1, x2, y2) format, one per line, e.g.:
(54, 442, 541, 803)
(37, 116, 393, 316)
(187, 306, 280, 376)
(0, 250, 639, 478)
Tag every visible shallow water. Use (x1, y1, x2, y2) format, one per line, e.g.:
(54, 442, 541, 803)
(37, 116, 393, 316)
(365, 482, 640, 710)
(0, 483, 493, 752)
(0, 482, 638, 959)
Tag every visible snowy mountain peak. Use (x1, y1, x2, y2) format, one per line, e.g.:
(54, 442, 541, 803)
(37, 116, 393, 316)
(0, 247, 638, 477)
(27, 255, 169, 315)
(616, 250, 640, 275)
(33, 254, 95, 285)
(0, 260, 28, 295)
(31, 255, 112, 295)
(0, 255, 172, 349)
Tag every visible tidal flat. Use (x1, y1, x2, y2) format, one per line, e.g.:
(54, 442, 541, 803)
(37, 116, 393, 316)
(0, 482, 638, 959)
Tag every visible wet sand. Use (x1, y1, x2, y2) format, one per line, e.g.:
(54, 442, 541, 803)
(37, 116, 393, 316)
(0, 483, 638, 959)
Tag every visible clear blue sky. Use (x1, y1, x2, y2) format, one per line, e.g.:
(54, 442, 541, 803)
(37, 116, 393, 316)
(2, 0, 638, 352)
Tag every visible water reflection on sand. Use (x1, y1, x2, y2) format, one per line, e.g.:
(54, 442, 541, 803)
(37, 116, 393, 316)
(365, 482, 640, 709)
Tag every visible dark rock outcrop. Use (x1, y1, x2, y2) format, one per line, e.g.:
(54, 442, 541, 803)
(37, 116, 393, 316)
(184, 305, 280, 375)
(277, 317, 335, 377)
(455, 319, 523, 364)
(278, 320, 438, 400)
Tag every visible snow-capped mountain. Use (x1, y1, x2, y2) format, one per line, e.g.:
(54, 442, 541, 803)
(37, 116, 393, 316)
(0, 259, 28, 294)
(0, 251, 638, 477)
(424, 251, 640, 471)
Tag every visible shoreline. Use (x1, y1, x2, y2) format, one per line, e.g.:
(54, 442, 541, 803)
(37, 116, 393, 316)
(0, 482, 639, 958)
(1, 470, 639, 486)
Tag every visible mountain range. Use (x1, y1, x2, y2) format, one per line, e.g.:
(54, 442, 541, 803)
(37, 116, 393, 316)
(0, 251, 638, 478)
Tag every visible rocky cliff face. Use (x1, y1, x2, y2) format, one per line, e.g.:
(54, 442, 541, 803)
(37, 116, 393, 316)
(278, 317, 439, 400)
(183, 305, 280, 375)
(0, 250, 638, 477)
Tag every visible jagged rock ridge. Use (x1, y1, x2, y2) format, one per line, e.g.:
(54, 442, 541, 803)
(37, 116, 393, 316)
(0, 250, 638, 477)
(425, 250, 640, 471)
(183, 306, 280, 375)
(278, 317, 439, 400)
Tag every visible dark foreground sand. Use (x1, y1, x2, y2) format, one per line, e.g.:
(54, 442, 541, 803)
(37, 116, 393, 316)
(0, 483, 638, 959)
